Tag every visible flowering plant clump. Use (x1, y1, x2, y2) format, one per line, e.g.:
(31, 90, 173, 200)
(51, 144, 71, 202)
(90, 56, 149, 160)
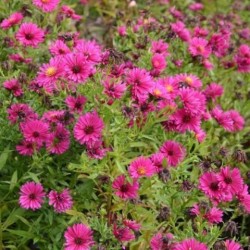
(0, 0, 249, 249)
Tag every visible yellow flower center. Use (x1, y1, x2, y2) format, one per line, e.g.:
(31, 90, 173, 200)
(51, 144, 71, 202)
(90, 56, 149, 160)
(153, 89, 162, 96)
(137, 166, 146, 175)
(41, 0, 50, 3)
(46, 67, 57, 77)
(185, 77, 193, 85)
(197, 45, 204, 53)
(166, 85, 173, 93)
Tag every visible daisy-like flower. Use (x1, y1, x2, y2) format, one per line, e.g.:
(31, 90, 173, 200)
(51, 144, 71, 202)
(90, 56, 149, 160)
(46, 124, 70, 155)
(151, 53, 167, 71)
(234, 44, 250, 73)
(113, 224, 135, 242)
(61, 5, 82, 20)
(64, 223, 95, 250)
(32, 0, 60, 12)
(74, 111, 104, 145)
(151, 40, 169, 56)
(236, 184, 250, 213)
(189, 37, 211, 58)
(203, 83, 224, 101)
(19, 182, 45, 210)
(112, 175, 139, 200)
(204, 207, 223, 224)
(150, 153, 166, 173)
(128, 156, 156, 179)
(3, 79, 23, 97)
(21, 120, 50, 144)
(150, 233, 174, 250)
(16, 22, 45, 47)
(150, 82, 169, 99)
(0, 12, 23, 30)
(65, 95, 87, 114)
(176, 73, 202, 89)
(86, 140, 108, 160)
(199, 172, 224, 201)
(123, 220, 141, 231)
(7, 103, 38, 124)
(103, 79, 126, 99)
(225, 239, 242, 250)
(218, 166, 244, 195)
(49, 39, 71, 57)
(160, 140, 185, 167)
(36, 57, 65, 92)
(158, 77, 178, 98)
(48, 189, 73, 213)
(64, 53, 93, 84)
(174, 238, 208, 250)
(16, 140, 41, 156)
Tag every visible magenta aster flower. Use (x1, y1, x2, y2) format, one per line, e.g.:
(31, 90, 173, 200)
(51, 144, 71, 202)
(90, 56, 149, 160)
(64, 53, 93, 84)
(0, 12, 23, 29)
(65, 95, 87, 114)
(128, 156, 156, 179)
(123, 220, 141, 231)
(49, 39, 71, 57)
(103, 79, 126, 99)
(225, 240, 242, 250)
(160, 140, 185, 167)
(3, 79, 23, 97)
(16, 22, 45, 47)
(218, 166, 243, 195)
(204, 207, 223, 224)
(150, 233, 174, 250)
(174, 238, 208, 250)
(203, 83, 224, 101)
(16, 140, 41, 156)
(86, 140, 108, 160)
(21, 120, 50, 144)
(176, 73, 202, 89)
(234, 44, 250, 73)
(48, 189, 73, 213)
(151, 53, 167, 71)
(46, 124, 70, 155)
(151, 40, 169, 56)
(150, 153, 166, 173)
(7, 103, 38, 124)
(74, 112, 104, 145)
(236, 184, 250, 213)
(64, 223, 95, 250)
(19, 182, 45, 210)
(61, 5, 82, 20)
(112, 175, 139, 200)
(189, 37, 211, 58)
(113, 224, 135, 242)
(32, 0, 60, 12)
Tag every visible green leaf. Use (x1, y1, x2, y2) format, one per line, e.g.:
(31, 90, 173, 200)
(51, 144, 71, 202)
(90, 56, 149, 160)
(0, 145, 10, 171)
(9, 171, 18, 191)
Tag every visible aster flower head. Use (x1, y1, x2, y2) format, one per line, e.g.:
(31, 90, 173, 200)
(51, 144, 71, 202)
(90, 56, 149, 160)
(0, 12, 23, 29)
(158, 76, 179, 98)
(150, 153, 166, 173)
(112, 175, 139, 200)
(150, 81, 169, 99)
(21, 120, 50, 144)
(150, 233, 174, 250)
(61, 5, 82, 20)
(174, 238, 208, 250)
(103, 79, 126, 99)
(3, 79, 23, 97)
(48, 188, 73, 213)
(113, 224, 135, 242)
(151, 40, 169, 56)
(49, 39, 71, 57)
(204, 207, 223, 224)
(64, 223, 95, 250)
(160, 140, 186, 167)
(64, 53, 93, 84)
(16, 140, 41, 156)
(234, 44, 250, 73)
(176, 73, 202, 89)
(128, 156, 156, 179)
(19, 182, 45, 210)
(86, 140, 108, 160)
(225, 240, 242, 250)
(32, 0, 60, 12)
(203, 83, 224, 100)
(151, 53, 167, 71)
(16, 22, 45, 47)
(7, 103, 38, 124)
(65, 95, 87, 114)
(123, 220, 141, 231)
(74, 111, 104, 145)
(189, 37, 211, 58)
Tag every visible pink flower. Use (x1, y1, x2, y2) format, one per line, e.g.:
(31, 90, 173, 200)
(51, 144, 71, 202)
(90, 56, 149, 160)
(117, 26, 127, 36)
(194, 128, 206, 143)
(209, 32, 231, 58)
(64, 53, 93, 83)
(32, 0, 60, 12)
(189, 3, 203, 11)
(16, 140, 41, 156)
(123, 220, 141, 231)
(150, 153, 166, 173)
(204, 207, 223, 224)
(225, 240, 242, 250)
(158, 77, 178, 98)
(236, 185, 250, 213)
(226, 110, 245, 132)
(176, 73, 202, 89)
(193, 26, 208, 37)
(160, 140, 185, 167)
(49, 40, 71, 56)
(151, 40, 169, 56)
(203, 83, 223, 100)
(7, 103, 38, 124)
(3, 79, 23, 97)
(48, 189, 73, 213)
(103, 79, 126, 99)
(218, 166, 243, 195)
(189, 37, 211, 58)
(61, 5, 82, 20)
(0, 12, 23, 29)
(16, 22, 45, 47)
(9, 54, 32, 64)
(113, 224, 135, 242)
(21, 120, 50, 144)
(126, 68, 153, 102)
(174, 238, 208, 250)
(171, 21, 191, 42)
(86, 140, 108, 160)
(128, 156, 156, 178)
(64, 223, 95, 250)
(46, 124, 70, 154)
(65, 95, 87, 114)
(19, 182, 45, 210)
(151, 53, 167, 71)
(150, 233, 174, 250)
(150, 82, 169, 99)
(74, 112, 104, 145)
(112, 175, 139, 200)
